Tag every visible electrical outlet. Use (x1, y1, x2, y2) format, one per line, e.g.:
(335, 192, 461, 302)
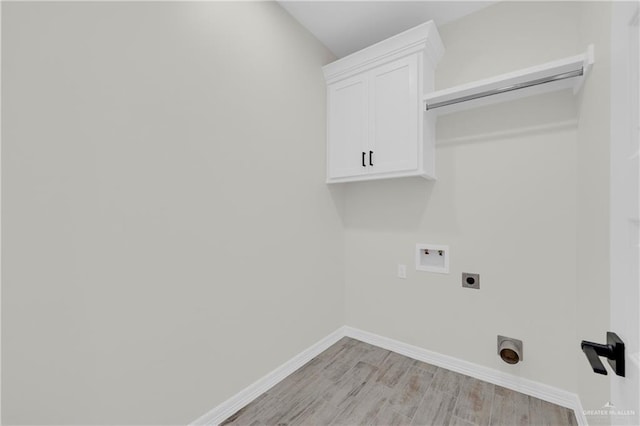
(397, 264, 407, 279)
(462, 272, 480, 289)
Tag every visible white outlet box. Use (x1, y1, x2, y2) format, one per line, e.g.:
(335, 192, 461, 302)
(397, 264, 407, 279)
(416, 244, 449, 273)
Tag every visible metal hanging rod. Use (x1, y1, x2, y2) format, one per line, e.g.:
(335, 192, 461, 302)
(425, 68, 584, 111)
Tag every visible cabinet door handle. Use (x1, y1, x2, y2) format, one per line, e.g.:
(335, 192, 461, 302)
(362, 152, 366, 167)
(369, 151, 374, 166)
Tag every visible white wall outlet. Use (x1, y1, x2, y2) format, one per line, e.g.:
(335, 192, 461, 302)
(416, 244, 450, 273)
(397, 264, 407, 279)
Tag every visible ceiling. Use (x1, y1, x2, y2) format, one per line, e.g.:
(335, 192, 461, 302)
(278, 1, 497, 58)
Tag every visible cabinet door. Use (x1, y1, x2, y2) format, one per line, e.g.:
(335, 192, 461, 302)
(368, 55, 419, 175)
(327, 74, 368, 180)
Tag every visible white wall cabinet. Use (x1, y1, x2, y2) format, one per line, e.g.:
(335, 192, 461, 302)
(323, 22, 443, 183)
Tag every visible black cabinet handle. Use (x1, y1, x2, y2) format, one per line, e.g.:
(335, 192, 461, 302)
(362, 152, 366, 167)
(369, 151, 374, 166)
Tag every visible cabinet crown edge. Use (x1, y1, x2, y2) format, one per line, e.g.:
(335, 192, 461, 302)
(322, 20, 444, 84)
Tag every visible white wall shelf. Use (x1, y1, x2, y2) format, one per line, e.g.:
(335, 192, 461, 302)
(423, 45, 594, 115)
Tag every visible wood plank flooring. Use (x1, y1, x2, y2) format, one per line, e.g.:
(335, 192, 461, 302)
(221, 337, 577, 426)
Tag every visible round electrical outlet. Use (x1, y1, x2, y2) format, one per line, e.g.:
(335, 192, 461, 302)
(462, 273, 480, 289)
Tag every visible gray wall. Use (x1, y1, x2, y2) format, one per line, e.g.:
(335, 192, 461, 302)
(2, 2, 343, 424)
(343, 0, 609, 409)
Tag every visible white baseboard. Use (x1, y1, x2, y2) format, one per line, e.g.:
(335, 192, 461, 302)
(190, 327, 348, 426)
(191, 325, 587, 426)
(343, 326, 588, 426)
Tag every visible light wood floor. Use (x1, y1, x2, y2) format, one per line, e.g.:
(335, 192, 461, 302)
(221, 337, 578, 426)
